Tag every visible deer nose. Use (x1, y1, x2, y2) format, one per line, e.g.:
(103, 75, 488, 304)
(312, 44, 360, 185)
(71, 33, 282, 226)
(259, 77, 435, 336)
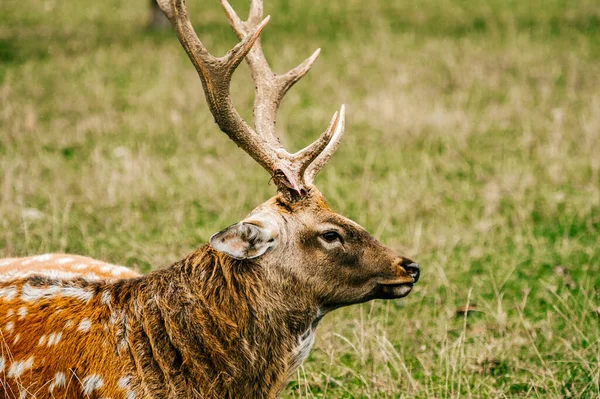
(400, 259, 420, 283)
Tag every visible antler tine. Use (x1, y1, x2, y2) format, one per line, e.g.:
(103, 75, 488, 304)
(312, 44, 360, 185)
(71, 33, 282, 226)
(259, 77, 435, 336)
(248, 0, 264, 24)
(219, 0, 343, 196)
(220, 0, 321, 144)
(159, 0, 347, 199)
(292, 109, 339, 175)
(304, 105, 346, 184)
(219, 0, 246, 36)
(279, 49, 321, 96)
(156, 0, 285, 173)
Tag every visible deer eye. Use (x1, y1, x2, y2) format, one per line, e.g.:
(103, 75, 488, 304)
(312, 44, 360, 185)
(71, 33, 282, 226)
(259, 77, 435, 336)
(320, 231, 342, 243)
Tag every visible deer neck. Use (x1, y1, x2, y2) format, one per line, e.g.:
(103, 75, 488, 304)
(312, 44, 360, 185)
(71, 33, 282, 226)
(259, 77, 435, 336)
(126, 245, 321, 398)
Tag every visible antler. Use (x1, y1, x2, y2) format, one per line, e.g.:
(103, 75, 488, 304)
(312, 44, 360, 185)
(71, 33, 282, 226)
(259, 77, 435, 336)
(156, 0, 345, 198)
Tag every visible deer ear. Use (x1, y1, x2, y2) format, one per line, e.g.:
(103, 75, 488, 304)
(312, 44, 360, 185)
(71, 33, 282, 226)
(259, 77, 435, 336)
(209, 215, 279, 260)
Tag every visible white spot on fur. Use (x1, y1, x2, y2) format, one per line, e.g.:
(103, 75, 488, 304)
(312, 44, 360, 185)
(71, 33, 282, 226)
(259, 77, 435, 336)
(17, 306, 27, 319)
(101, 291, 112, 305)
(49, 371, 66, 393)
(0, 286, 17, 300)
(47, 332, 62, 346)
(32, 254, 53, 262)
(61, 287, 94, 302)
(7, 356, 34, 378)
(0, 357, 4, 372)
(6, 309, 14, 318)
(111, 267, 128, 277)
(0, 271, 34, 281)
(56, 257, 75, 265)
(5, 321, 14, 332)
(100, 265, 112, 273)
(20, 258, 35, 266)
(126, 392, 136, 399)
(82, 273, 102, 280)
(19, 389, 27, 399)
(0, 270, 80, 281)
(82, 375, 103, 395)
(72, 263, 89, 271)
(118, 375, 131, 389)
(21, 284, 60, 301)
(0, 260, 13, 267)
(78, 318, 91, 332)
(40, 270, 80, 280)
(55, 371, 66, 385)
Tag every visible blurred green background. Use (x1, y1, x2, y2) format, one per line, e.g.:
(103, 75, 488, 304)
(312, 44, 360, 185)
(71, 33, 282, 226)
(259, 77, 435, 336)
(1, 0, 599, 397)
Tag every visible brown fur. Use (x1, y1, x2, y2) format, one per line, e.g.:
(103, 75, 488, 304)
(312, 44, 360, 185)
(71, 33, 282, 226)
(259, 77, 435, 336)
(0, 191, 418, 398)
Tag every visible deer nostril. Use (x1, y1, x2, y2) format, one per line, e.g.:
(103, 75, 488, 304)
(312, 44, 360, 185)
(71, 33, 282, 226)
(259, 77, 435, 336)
(403, 262, 420, 283)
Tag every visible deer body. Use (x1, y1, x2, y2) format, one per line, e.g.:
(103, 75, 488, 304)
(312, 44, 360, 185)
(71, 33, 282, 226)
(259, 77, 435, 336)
(0, 245, 324, 399)
(0, 193, 418, 399)
(1, 0, 422, 397)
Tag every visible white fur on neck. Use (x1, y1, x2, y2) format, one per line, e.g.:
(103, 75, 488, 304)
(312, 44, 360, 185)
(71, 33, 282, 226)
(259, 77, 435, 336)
(288, 327, 316, 377)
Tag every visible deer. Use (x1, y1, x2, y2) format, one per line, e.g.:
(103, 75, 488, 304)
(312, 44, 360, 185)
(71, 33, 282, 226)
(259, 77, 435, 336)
(0, 0, 421, 398)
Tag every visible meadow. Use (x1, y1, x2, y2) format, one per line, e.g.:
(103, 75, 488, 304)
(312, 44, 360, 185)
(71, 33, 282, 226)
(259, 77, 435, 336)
(1, 0, 599, 397)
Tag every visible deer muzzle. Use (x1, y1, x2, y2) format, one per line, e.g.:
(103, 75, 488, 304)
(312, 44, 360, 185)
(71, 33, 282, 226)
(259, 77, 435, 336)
(376, 259, 420, 299)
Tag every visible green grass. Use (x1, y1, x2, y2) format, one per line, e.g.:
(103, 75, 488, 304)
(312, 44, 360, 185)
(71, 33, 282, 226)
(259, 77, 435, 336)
(1, 0, 600, 397)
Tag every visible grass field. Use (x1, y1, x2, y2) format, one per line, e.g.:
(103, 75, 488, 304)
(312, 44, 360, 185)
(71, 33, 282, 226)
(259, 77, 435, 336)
(1, 0, 600, 397)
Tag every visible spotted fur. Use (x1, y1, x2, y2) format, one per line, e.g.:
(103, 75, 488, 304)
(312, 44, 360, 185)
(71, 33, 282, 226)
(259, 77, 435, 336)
(0, 247, 320, 398)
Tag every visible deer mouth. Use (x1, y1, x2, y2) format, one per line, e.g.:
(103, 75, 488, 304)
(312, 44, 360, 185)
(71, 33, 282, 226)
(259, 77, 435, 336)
(376, 282, 413, 299)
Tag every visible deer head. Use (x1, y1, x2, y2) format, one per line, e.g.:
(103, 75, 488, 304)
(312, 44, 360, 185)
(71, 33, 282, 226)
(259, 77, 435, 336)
(156, 0, 420, 308)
